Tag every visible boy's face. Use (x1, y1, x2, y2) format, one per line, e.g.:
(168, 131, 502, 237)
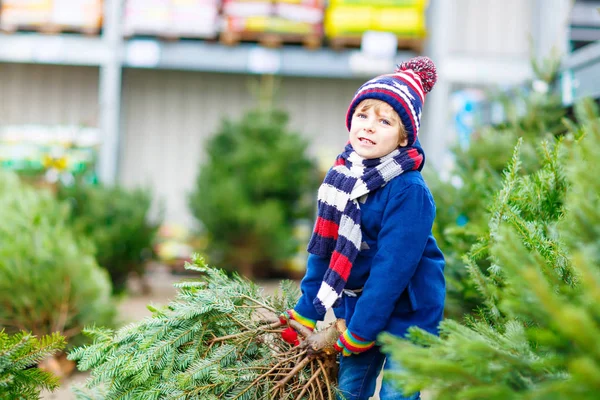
(349, 100, 407, 159)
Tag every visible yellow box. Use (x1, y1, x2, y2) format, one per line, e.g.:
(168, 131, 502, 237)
(325, 5, 426, 37)
(372, 7, 425, 35)
(324, 6, 372, 35)
(328, 0, 427, 8)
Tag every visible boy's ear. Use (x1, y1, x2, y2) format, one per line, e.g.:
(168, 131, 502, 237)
(398, 138, 408, 147)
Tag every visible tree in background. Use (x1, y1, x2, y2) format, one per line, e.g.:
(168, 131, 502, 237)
(58, 184, 161, 293)
(381, 99, 600, 399)
(0, 331, 66, 399)
(427, 56, 567, 318)
(0, 171, 115, 347)
(189, 78, 318, 278)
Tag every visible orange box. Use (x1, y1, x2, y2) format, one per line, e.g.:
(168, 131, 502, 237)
(0, 0, 53, 26)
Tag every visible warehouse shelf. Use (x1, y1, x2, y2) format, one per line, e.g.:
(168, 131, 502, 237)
(0, 32, 417, 78)
(561, 40, 600, 105)
(124, 39, 417, 78)
(0, 33, 110, 66)
(0, 8, 417, 188)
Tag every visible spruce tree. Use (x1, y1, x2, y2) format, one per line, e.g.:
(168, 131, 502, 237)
(427, 56, 567, 318)
(0, 330, 66, 399)
(0, 171, 115, 346)
(381, 99, 600, 399)
(58, 184, 160, 293)
(188, 105, 317, 279)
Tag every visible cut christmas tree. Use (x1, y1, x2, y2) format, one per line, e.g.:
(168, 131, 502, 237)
(70, 256, 344, 399)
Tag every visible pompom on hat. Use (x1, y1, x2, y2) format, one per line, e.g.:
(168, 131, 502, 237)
(345, 56, 437, 146)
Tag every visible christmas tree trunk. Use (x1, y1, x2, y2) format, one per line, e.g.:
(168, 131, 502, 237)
(70, 256, 344, 399)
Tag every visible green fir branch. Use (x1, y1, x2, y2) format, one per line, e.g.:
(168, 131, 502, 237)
(381, 98, 600, 399)
(70, 256, 338, 399)
(0, 330, 66, 399)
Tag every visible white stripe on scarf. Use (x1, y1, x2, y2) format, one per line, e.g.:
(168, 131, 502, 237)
(318, 184, 351, 212)
(316, 282, 339, 311)
(338, 215, 362, 248)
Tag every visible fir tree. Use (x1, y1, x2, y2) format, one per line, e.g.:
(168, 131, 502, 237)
(58, 183, 160, 293)
(381, 99, 600, 399)
(188, 100, 318, 279)
(0, 171, 115, 346)
(0, 330, 66, 399)
(69, 256, 343, 399)
(428, 56, 568, 318)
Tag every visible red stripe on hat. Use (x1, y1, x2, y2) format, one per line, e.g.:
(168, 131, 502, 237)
(315, 217, 339, 239)
(396, 71, 425, 103)
(330, 251, 352, 280)
(345, 96, 360, 130)
(408, 148, 423, 170)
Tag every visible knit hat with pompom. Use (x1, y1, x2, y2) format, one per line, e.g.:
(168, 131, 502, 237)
(345, 56, 437, 146)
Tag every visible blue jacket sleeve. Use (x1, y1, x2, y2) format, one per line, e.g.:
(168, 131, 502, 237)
(294, 253, 329, 321)
(348, 184, 435, 341)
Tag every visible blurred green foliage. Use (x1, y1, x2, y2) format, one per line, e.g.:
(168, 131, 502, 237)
(382, 98, 600, 400)
(0, 171, 115, 346)
(426, 56, 567, 318)
(189, 108, 318, 278)
(58, 184, 160, 293)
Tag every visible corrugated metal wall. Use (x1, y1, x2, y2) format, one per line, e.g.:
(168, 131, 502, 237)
(119, 69, 362, 226)
(448, 0, 533, 57)
(0, 63, 99, 125)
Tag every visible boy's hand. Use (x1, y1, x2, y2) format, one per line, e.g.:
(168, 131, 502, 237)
(334, 329, 375, 356)
(279, 310, 316, 346)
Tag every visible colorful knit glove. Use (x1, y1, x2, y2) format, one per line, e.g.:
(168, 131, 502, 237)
(279, 310, 317, 346)
(334, 329, 375, 356)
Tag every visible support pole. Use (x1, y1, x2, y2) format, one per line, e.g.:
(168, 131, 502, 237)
(421, 0, 452, 172)
(97, 0, 123, 184)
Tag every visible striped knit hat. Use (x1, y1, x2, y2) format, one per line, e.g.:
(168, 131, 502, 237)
(345, 56, 437, 146)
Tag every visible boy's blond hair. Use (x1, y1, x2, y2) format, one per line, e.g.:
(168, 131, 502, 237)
(354, 99, 408, 145)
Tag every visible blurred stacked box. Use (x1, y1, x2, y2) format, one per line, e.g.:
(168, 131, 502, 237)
(324, 0, 428, 50)
(122, 0, 219, 39)
(52, 0, 102, 33)
(0, 0, 52, 30)
(0, 124, 100, 179)
(171, 0, 219, 38)
(123, 0, 169, 36)
(274, 0, 323, 35)
(221, 0, 324, 47)
(0, 0, 102, 34)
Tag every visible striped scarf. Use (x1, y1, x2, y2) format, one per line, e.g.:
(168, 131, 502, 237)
(307, 143, 424, 315)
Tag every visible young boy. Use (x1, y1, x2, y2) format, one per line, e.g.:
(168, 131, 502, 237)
(281, 56, 446, 400)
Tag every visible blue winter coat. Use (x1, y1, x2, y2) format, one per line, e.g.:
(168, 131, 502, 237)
(294, 170, 446, 342)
